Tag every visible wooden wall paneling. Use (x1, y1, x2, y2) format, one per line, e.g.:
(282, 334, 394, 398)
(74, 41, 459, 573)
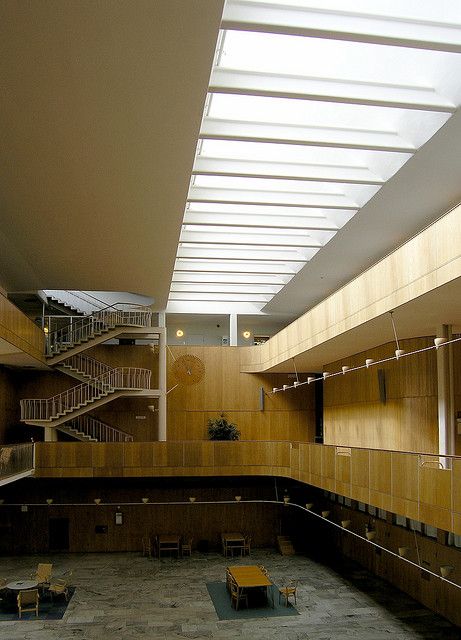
(308, 443, 322, 487)
(123, 442, 154, 470)
(92, 443, 124, 477)
(0, 293, 45, 361)
(390, 452, 419, 520)
(240, 205, 461, 374)
(323, 338, 438, 453)
(290, 442, 299, 481)
(298, 443, 310, 484)
(166, 345, 316, 443)
(317, 446, 334, 492)
(419, 468, 452, 510)
(369, 450, 392, 511)
(321, 445, 335, 478)
(335, 449, 351, 497)
(419, 467, 452, 530)
(35, 442, 93, 470)
(0, 367, 19, 443)
(350, 448, 369, 504)
(183, 441, 214, 469)
(453, 458, 461, 525)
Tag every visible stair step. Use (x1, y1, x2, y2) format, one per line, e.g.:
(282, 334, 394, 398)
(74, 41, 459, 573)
(277, 535, 296, 556)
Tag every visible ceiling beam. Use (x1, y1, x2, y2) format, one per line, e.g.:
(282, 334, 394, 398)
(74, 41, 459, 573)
(210, 68, 455, 112)
(188, 185, 359, 208)
(222, 1, 461, 53)
(192, 157, 385, 184)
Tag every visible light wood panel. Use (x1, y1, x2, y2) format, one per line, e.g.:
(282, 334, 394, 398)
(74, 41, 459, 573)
(323, 338, 438, 453)
(0, 367, 18, 442)
(0, 292, 45, 362)
(240, 203, 461, 373)
(33, 441, 461, 534)
(167, 345, 315, 443)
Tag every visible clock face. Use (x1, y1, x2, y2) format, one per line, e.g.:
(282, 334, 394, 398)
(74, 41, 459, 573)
(171, 354, 205, 386)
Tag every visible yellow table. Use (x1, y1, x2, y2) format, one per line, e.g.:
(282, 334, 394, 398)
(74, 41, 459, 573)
(158, 534, 180, 558)
(221, 532, 245, 557)
(227, 565, 273, 607)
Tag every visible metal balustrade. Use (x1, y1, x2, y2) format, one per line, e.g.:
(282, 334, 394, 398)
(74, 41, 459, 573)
(67, 415, 133, 442)
(60, 354, 113, 379)
(45, 304, 153, 356)
(20, 367, 152, 422)
(0, 443, 34, 480)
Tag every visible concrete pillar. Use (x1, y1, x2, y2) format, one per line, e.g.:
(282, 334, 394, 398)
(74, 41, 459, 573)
(229, 314, 238, 346)
(158, 327, 167, 441)
(44, 427, 57, 442)
(436, 324, 455, 457)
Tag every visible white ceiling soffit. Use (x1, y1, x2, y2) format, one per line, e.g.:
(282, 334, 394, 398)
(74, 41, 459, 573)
(167, 0, 461, 315)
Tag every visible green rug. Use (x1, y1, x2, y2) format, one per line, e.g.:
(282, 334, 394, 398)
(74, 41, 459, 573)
(0, 587, 75, 621)
(206, 582, 299, 620)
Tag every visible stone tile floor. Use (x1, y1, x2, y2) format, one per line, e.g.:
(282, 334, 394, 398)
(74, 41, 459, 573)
(0, 550, 459, 639)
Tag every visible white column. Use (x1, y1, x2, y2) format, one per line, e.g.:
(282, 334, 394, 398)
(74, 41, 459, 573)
(158, 327, 167, 441)
(44, 427, 57, 442)
(229, 314, 238, 346)
(437, 324, 455, 457)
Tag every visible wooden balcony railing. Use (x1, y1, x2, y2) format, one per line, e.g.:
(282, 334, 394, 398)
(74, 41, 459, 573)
(33, 441, 461, 535)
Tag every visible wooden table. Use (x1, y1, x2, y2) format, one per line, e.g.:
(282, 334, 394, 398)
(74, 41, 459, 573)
(6, 580, 38, 591)
(158, 534, 180, 558)
(221, 532, 245, 557)
(227, 565, 273, 607)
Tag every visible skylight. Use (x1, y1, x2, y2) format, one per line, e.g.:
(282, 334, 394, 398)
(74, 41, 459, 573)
(167, 0, 461, 315)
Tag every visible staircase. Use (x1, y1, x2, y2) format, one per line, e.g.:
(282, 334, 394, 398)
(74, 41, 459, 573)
(45, 305, 154, 362)
(58, 415, 133, 442)
(20, 303, 161, 440)
(20, 367, 155, 428)
(277, 535, 296, 556)
(55, 353, 113, 383)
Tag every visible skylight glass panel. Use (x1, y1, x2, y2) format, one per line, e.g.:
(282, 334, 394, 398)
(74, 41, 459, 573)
(197, 141, 411, 181)
(220, 30, 461, 91)
(167, 0, 461, 314)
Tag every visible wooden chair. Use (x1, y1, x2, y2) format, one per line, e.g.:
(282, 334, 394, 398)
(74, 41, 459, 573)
(48, 578, 69, 601)
(241, 535, 252, 556)
(17, 589, 39, 618)
(225, 568, 232, 593)
(48, 569, 73, 601)
(181, 537, 192, 557)
(230, 579, 248, 610)
(142, 536, 152, 558)
(278, 579, 298, 606)
(31, 563, 52, 590)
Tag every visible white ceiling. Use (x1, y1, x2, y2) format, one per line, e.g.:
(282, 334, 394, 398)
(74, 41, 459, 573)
(1, 0, 461, 351)
(0, 0, 224, 303)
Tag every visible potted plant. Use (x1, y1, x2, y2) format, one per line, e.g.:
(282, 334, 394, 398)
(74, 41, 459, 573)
(207, 414, 240, 441)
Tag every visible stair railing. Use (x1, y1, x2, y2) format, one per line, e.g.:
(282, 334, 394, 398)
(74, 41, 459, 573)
(68, 415, 134, 442)
(0, 443, 34, 480)
(20, 367, 152, 422)
(61, 354, 113, 379)
(45, 303, 153, 356)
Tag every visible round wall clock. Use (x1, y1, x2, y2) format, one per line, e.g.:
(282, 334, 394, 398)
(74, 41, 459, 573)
(171, 354, 205, 386)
